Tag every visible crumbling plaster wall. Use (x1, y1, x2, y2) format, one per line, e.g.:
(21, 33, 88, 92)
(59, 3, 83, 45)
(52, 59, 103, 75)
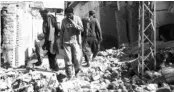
(156, 1, 174, 40)
(73, 1, 118, 48)
(72, 1, 139, 48)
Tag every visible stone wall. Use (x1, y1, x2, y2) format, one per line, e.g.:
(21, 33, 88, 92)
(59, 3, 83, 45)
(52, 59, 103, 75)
(99, 6, 118, 48)
(72, 1, 139, 48)
(73, 1, 100, 19)
(129, 2, 139, 43)
(1, 2, 43, 67)
(15, 3, 43, 67)
(156, 1, 174, 40)
(72, 1, 118, 48)
(2, 4, 17, 67)
(156, 1, 174, 28)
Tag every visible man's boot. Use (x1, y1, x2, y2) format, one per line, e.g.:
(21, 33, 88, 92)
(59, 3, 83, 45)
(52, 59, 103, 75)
(65, 65, 74, 79)
(34, 57, 42, 66)
(75, 68, 81, 76)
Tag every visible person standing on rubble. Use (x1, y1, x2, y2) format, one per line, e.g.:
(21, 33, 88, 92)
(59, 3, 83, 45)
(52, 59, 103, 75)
(60, 7, 83, 79)
(82, 10, 103, 66)
(39, 9, 60, 71)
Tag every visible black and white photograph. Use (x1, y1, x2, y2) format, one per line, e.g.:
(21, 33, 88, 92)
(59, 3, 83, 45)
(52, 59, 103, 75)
(0, 1, 174, 92)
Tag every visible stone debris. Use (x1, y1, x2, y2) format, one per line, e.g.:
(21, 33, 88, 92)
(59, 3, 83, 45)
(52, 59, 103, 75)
(0, 68, 59, 92)
(1, 44, 174, 92)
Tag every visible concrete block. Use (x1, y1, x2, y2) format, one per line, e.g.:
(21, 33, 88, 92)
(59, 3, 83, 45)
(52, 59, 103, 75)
(156, 86, 171, 92)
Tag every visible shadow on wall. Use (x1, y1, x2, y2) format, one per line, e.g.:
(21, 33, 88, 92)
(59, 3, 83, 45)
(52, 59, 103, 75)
(101, 35, 118, 50)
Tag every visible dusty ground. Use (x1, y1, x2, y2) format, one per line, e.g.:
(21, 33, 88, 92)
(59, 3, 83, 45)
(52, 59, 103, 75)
(0, 45, 174, 92)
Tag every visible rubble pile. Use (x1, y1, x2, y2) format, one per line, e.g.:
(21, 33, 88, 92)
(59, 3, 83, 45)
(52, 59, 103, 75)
(98, 47, 126, 58)
(0, 69, 59, 92)
(124, 41, 174, 58)
(58, 47, 168, 92)
(2, 45, 174, 92)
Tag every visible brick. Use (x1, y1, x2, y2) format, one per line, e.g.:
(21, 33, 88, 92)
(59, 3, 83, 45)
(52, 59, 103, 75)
(156, 87, 171, 92)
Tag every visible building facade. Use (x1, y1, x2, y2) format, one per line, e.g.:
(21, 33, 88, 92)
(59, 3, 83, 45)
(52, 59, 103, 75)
(68, 1, 139, 49)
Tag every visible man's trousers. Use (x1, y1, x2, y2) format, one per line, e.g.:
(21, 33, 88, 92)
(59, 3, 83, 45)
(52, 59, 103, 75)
(63, 41, 82, 77)
(82, 37, 99, 64)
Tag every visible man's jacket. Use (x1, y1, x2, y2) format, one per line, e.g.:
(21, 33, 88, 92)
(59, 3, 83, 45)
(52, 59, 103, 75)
(42, 14, 60, 54)
(61, 15, 83, 45)
(88, 17, 102, 42)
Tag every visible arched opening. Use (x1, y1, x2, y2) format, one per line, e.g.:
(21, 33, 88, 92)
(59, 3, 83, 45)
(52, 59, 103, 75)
(158, 24, 174, 42)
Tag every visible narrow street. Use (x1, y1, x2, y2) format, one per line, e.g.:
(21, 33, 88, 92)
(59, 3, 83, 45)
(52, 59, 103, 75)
(1, 42, 174, 92)
(1, 1, 174, 92)
(0, 46, 148, 92)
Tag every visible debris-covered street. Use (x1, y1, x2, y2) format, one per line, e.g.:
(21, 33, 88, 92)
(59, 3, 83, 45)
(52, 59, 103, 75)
(1, 41, 174, 92)
(1, 1, 174, 92)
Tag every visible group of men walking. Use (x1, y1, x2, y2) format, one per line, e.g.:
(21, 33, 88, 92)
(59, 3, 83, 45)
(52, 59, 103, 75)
(34, 7, 102, 79)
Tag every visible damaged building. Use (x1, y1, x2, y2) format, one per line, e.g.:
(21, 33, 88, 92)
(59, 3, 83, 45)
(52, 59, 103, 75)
(157, 1, 174, 41)
(67, 1, 139, 49)
(67, 1, 174, 47)
(1, 1, 174, 92)
(0, 1, 64, 67)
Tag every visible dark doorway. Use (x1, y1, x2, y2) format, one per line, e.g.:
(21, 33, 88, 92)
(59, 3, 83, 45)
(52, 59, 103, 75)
(159, 24, 174, 42)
